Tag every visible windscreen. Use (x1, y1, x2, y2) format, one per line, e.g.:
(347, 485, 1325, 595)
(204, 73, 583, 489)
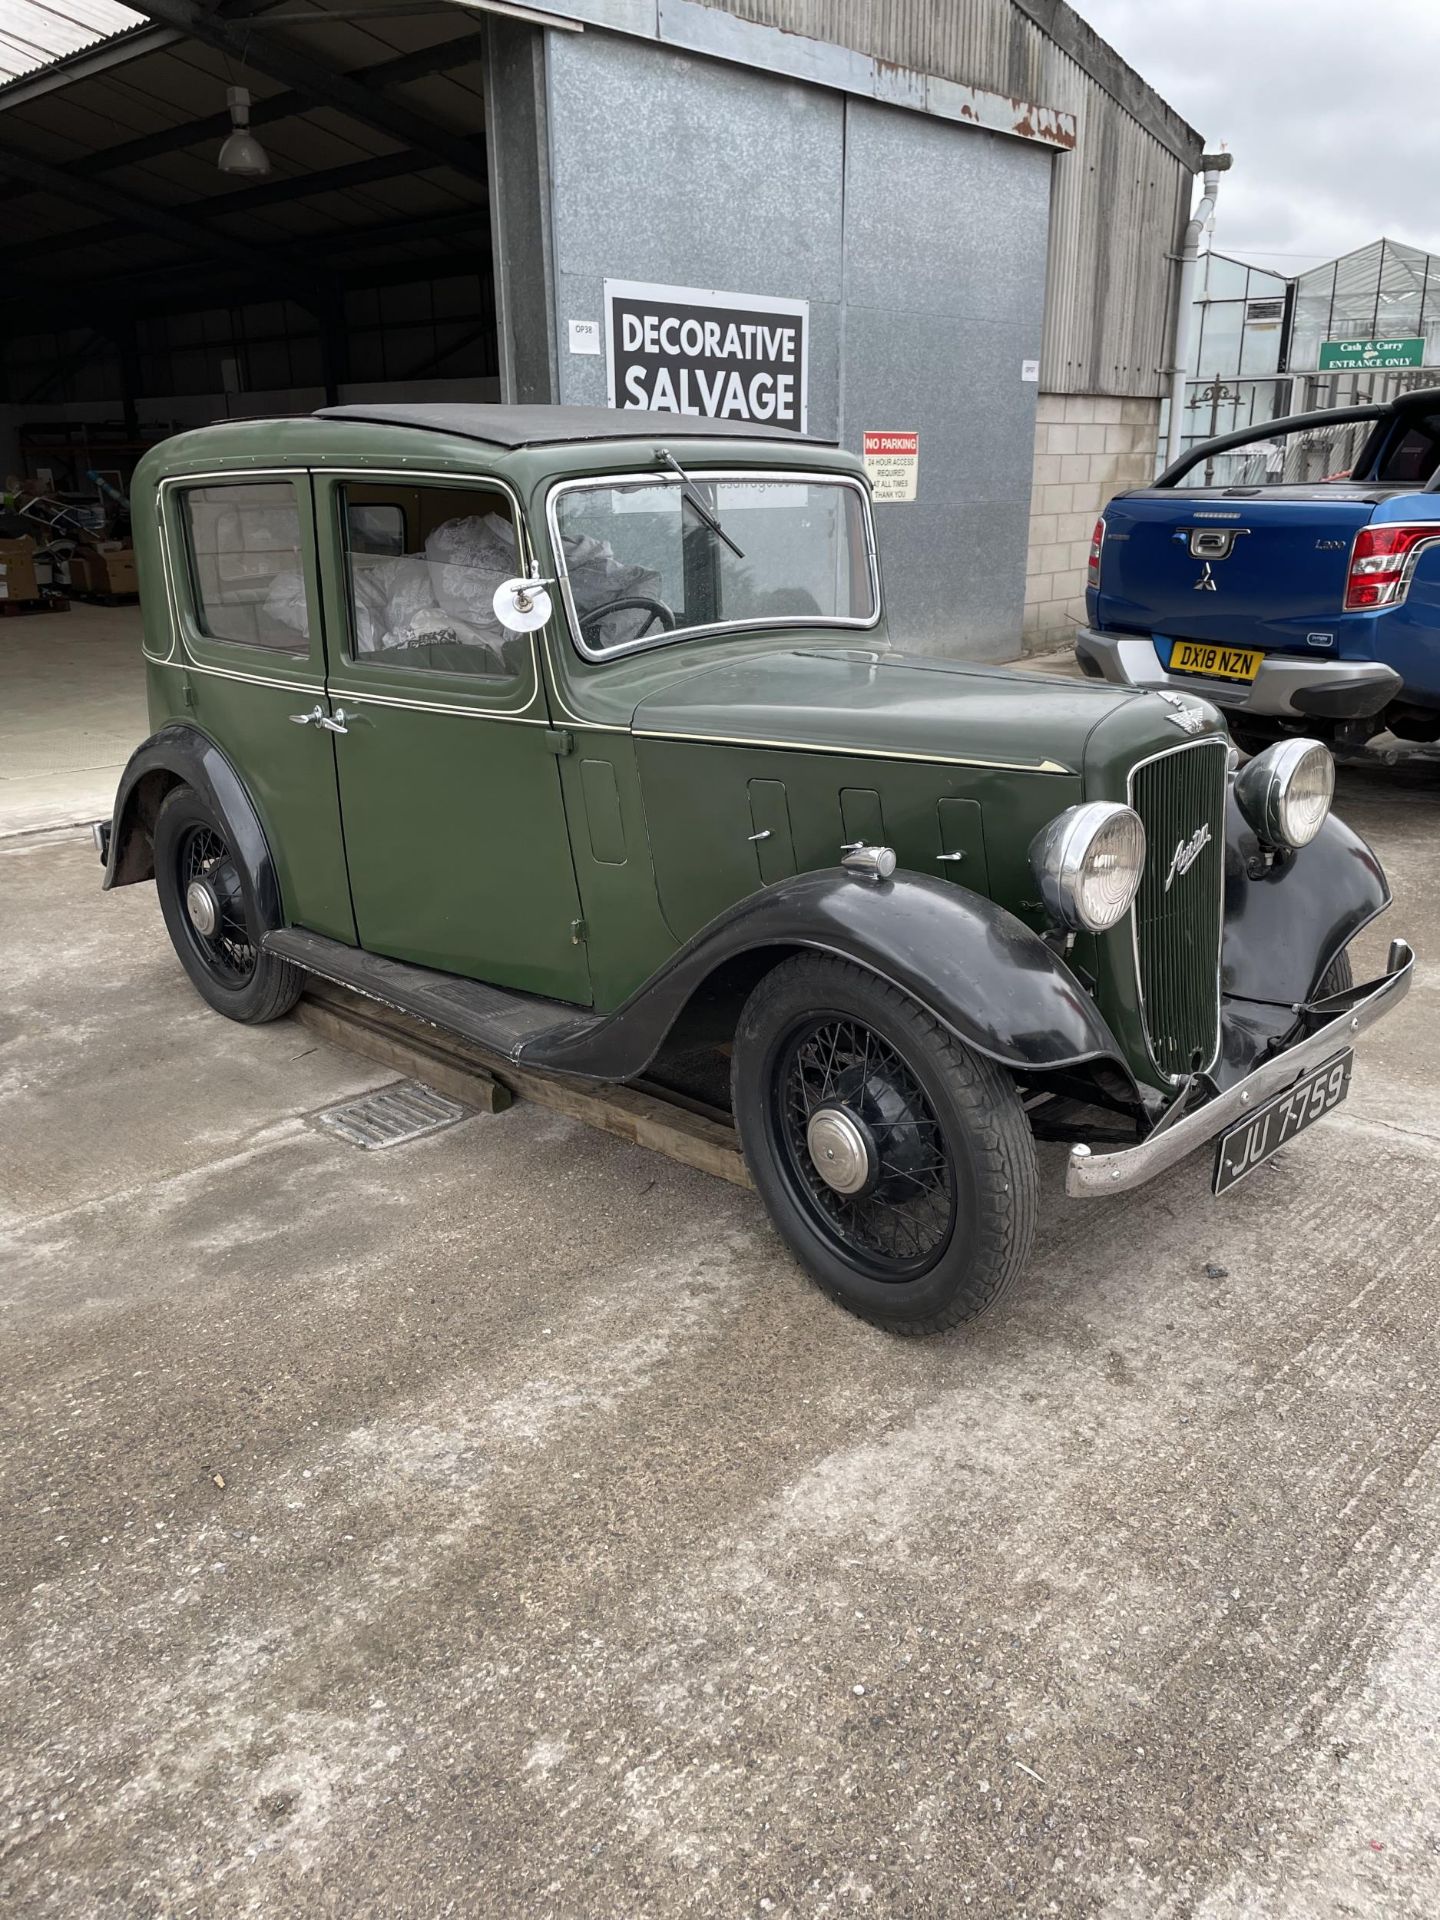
(551, 475, 876, 654)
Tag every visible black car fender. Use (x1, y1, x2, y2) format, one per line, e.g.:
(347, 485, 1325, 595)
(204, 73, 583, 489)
(528, 867, 1134, 1084)
(1222, 791, 1390, 1005)
(103, 724, 282, 937)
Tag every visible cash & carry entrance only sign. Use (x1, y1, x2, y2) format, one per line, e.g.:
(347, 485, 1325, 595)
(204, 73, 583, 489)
(604, 280, 809, 432)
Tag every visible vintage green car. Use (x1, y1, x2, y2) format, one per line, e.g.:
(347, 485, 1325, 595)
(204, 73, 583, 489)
(99, 404, 1413, 1333)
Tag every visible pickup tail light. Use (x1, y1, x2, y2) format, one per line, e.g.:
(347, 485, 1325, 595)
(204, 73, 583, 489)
(1087, 517, 1105, 585)
(1344, 523, 1440, 610)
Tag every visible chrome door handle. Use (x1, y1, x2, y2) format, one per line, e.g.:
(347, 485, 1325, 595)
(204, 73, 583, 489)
(317, 708, 349, 734)
(937, 851, 966, 863)
(748, 829, 772, 842)
(289, 705, 325, 726)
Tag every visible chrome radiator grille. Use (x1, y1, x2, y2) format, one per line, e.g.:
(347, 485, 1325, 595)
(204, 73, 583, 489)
(1129, 741, 1227, 1079)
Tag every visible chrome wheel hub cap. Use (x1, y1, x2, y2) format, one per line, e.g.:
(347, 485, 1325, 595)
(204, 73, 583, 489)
(806, 1105, 873, 1195)
(185, 878, 219, 939)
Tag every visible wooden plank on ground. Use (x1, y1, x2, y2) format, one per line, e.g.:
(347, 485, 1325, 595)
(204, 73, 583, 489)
(292, 983, 751, 1189)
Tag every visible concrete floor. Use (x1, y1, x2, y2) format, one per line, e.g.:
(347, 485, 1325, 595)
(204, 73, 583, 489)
(4, 673, 1440, 1912)
(0, 602, 148, 837)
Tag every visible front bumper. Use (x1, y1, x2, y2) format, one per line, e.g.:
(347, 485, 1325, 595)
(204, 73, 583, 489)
(1067, 938, 1414, 1197)
(1076, 628, 1402, 720)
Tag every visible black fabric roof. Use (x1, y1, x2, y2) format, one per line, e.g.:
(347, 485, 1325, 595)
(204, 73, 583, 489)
(314, 402, 831, 448)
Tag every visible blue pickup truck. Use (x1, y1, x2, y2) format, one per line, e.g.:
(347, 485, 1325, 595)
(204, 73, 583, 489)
(1076, 387, 1440, 753)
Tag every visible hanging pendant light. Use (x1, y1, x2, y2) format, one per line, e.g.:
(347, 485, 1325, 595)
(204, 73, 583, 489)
(218, 86, 270, 178)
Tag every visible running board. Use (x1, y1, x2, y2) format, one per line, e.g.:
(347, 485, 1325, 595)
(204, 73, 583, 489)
(263, 929, 595, 1062)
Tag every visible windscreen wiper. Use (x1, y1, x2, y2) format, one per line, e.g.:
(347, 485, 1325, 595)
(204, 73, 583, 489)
(655, 447, 745, 559)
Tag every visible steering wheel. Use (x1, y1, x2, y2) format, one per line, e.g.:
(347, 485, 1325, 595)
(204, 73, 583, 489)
(579, 594, 676, 643)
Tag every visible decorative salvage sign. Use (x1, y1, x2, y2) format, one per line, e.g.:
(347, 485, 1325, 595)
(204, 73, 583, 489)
(863, 430, 919, 502)
(604, 279, 808, 431)
(1318, 336, 1425, 371)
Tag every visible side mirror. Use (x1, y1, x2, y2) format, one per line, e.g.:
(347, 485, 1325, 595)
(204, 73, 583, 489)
(492, 576, 554, 634)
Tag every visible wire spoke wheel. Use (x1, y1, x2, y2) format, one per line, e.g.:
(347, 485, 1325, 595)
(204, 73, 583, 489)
(176, 822, 256, 986)
(769, 1013, 957, 1282)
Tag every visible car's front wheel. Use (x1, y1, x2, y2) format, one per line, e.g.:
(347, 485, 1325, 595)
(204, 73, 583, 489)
(731, 954, 1038, 1334)
(153, 786, 302, 1023)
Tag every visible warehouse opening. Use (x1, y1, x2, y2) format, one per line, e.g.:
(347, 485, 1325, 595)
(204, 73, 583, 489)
(0, 0, 513, 582)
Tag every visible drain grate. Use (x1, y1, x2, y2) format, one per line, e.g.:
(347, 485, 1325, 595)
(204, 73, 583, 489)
(316, 1081, 470, 1150)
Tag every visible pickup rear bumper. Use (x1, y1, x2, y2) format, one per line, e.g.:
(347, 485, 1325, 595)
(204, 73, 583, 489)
(1067, 938, 1414, 1197)
(1075, 628, 1401, 720)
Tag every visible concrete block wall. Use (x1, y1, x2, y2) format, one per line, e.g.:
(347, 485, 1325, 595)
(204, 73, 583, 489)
(1022, 393, 1160, 655)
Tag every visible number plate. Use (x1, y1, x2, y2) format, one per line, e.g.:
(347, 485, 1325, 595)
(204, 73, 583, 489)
(1168, 639, 1264, 683)
(1212, 1050, 1353, 1195)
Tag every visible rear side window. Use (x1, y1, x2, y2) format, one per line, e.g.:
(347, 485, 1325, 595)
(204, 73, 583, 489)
(178, 481, 310, 651)
(1376, 416, 1440, 485)
(1172, 416, 1379, 489)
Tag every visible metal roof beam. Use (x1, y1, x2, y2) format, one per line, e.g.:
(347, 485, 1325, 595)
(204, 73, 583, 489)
(0, 134, 336, 302)
(0, 246, 490, 335)
(0, 27, 490, 195)
(311, 204, 487, 257)
(7, 145, 470, 262)
(0, 28, 182, 109)
(129, 0, 491, 184)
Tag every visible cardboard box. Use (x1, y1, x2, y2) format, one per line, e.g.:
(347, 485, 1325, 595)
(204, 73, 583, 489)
(0, 536, 39, 603)
(69, 547, 138, 596)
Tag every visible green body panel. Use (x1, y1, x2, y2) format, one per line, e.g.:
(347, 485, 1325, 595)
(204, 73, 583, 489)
(307, 470, 590, 1000)
(327, 702, 591, 998)
(175, 675, 356, 944)
(936, 799, 988, 891)
(553, 736, 678, 1010)
(126, 413, 1233, 1096)
(137, 469, 356, 943)
(637, 739, 1084, 950)
(578, 758, 626, 866)
(747, 779, 797, 884)
(627, 646, 1112, 775)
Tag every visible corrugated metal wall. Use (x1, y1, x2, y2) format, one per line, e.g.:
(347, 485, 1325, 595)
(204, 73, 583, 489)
(703, 0, 1201, 396)
(1037, 56, 1193, 395)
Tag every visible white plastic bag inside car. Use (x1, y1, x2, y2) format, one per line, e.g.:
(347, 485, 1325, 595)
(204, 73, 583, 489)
(425, 514, 515, 643)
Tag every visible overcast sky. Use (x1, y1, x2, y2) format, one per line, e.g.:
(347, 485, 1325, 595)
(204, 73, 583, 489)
(1067, 0, 1440, 271)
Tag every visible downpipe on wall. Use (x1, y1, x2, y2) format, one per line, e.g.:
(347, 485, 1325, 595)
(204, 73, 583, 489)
(1165, 151, 1234, 467)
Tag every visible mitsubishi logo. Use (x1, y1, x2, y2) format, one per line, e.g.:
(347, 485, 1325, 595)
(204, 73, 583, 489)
(1182, 527, 1246, 589)
(1165, 822, 1213, 892)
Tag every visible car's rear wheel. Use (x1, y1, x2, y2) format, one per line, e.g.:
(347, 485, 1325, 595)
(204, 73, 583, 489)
(731, 954, 1038, 1334)
(153, 786, 302, 1023)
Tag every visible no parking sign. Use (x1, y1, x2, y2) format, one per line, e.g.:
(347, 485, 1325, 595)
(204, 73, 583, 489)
(863, 430, 919, 502)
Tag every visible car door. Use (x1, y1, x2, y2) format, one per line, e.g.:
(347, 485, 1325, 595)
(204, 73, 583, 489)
(160, 471, 356, 942)
(313, 470, 591, 1005)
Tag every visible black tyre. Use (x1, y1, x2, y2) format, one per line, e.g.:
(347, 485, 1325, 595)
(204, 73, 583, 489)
(731, 954, 1038, 1335)
(1316, 946, 1354, 998)
(153, 786, 302, 1024)
(1227, 717, 1282, 759)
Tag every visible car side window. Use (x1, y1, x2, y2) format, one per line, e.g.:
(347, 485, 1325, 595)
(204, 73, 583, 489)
(1377, 417, 1440, 485)
(178, 481, 310, 651)
(340, 482, 528, 681)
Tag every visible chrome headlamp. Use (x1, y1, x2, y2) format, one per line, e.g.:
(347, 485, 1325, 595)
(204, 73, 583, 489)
(1233, 739, 1334, 850)
(1030, 802, 1147, 934)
